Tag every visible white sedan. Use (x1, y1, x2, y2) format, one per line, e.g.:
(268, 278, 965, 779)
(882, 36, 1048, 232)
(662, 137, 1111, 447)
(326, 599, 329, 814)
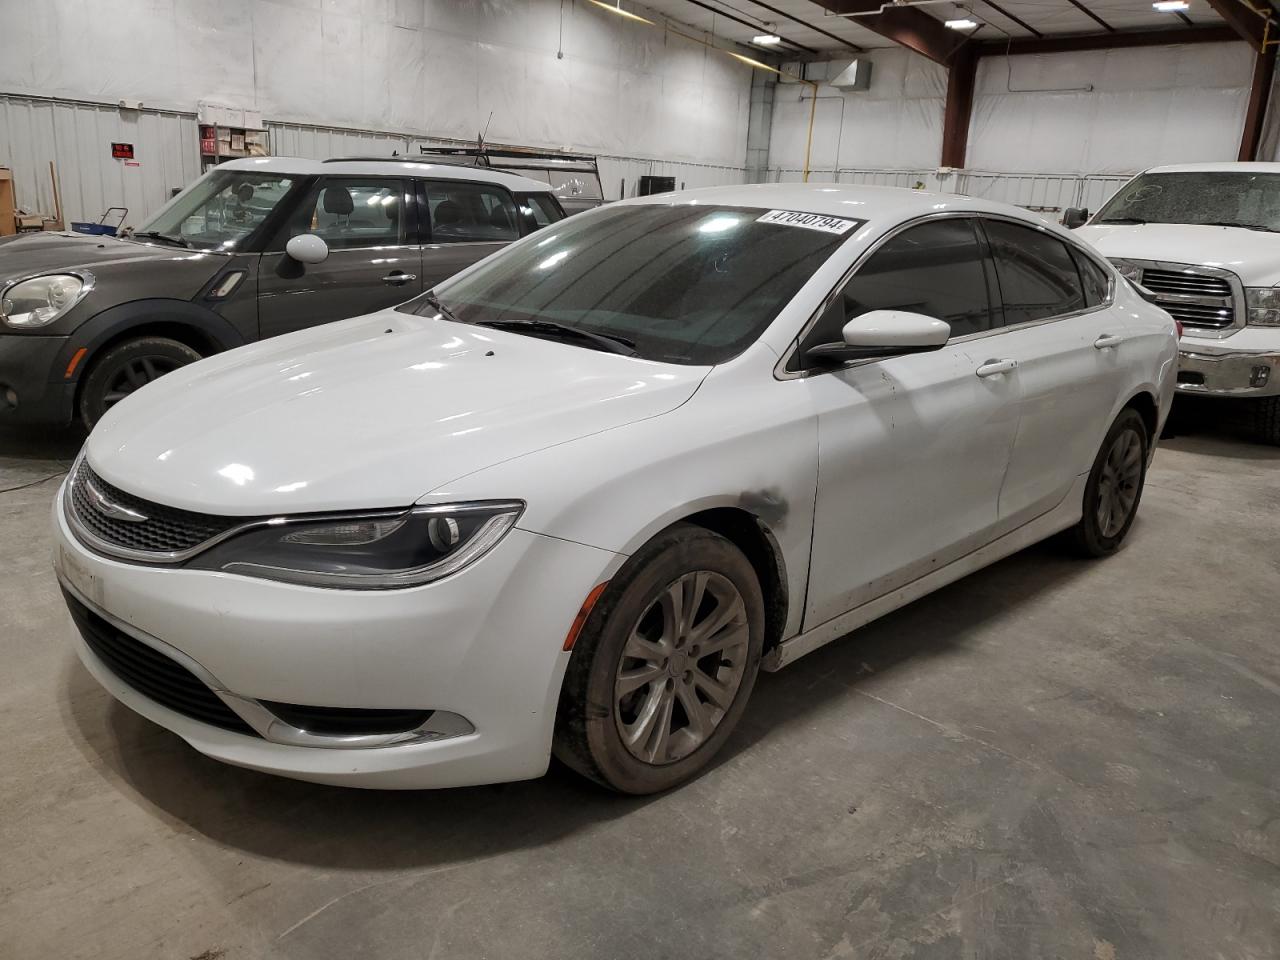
(53, 184, 1177, 793)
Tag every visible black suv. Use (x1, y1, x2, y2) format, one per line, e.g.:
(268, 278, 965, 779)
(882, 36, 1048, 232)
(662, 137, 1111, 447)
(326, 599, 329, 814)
(0, 157, 565, 427)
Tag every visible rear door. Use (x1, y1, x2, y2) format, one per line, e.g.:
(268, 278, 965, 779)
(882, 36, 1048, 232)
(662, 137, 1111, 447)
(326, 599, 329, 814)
(798, 217, 1022, 628)
(418, 179, 522, 290)
(257, 176, 421, 338)
(974, 218, 1126, 527)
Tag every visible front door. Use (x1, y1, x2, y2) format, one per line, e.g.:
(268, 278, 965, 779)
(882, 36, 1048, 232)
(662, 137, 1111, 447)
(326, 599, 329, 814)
(257, 176, 422, 339)
(797, 217, 1021, 628)
(417, 178, 522, 290)
(976, 218, 1127, 527)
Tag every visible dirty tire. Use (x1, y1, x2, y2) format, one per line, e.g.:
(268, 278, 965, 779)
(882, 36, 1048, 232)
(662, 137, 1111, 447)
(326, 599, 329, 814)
(79, 337, 201, 429)
(1252, 396, 1280, 446)
(553, 523, 764, 794)
(1067, 408, 1149, 558)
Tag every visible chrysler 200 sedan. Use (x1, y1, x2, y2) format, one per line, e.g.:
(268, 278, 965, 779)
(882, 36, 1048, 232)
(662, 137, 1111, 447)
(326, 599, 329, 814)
(53, 184, 1177, 794)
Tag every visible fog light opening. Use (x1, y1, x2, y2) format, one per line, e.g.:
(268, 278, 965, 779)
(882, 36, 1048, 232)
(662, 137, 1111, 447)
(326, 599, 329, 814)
(1250, 365, 1271, 389)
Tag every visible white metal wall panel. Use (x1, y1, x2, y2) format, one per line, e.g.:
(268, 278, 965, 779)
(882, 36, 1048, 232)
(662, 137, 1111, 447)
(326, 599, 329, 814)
(0, 94, 200, 228)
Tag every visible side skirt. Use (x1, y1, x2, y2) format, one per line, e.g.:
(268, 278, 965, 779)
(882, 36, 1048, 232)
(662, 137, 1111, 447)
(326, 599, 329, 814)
(762, 473, 1088, 672)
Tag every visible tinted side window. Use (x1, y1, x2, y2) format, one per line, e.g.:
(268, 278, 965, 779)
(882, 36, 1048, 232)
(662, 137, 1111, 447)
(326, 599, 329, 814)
(427, 181, 520, 243)
(1070, 247, 1110, 307)
(519, 193, 565, 230)
(801, 218, 993, 354)
(984, 220, 1085, 324)
(279, 177, 406, 250)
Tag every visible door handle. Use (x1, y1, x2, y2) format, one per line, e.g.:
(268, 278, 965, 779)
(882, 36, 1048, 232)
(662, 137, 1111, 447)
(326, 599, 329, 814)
(975, 358, 1018, 378)
(382, 272, 417, 286)
(1093, 333, 1123, 349)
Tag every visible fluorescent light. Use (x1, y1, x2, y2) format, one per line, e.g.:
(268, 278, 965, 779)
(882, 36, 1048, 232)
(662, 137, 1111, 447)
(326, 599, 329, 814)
(1152, 0, 1189, 9)
(944, 18, 979, 30)
(752, 34, 782, 46)
(585, 0, 653, 25)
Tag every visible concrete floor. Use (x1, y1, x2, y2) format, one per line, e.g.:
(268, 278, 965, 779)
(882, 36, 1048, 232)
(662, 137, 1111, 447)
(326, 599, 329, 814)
(1, 418, 1277, 960)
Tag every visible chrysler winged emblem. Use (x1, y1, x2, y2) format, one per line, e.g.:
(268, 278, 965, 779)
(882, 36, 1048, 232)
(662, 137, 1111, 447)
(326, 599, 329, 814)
(83, 477, 148, 523)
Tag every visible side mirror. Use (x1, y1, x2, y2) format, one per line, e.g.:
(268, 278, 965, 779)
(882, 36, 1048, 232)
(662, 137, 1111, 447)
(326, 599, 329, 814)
(286, 234, 329, 265)
(806, 310, 951, 363)
(1062, 207, 1090, 229)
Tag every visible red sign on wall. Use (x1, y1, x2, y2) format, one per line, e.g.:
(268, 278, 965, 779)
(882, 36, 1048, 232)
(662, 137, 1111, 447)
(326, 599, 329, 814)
(111, 142, 135, 160)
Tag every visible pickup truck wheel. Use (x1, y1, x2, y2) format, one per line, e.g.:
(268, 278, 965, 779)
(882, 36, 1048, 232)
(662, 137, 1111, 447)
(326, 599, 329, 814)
(1068, 408, 1149, 558)
(554, 523, 764, 794)
(78, 337, 201, 429)
(1253, 396, 1280, 446)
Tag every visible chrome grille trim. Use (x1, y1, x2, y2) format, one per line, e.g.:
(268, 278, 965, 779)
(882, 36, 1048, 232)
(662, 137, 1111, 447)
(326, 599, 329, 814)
(1110, 258, 1244, 338)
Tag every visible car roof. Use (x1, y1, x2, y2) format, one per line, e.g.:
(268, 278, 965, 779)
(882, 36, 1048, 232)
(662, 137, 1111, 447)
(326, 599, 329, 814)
(617, 182, 1057, 228)
(217, 156, 552, 192)
(1143, 161, 1280, 174)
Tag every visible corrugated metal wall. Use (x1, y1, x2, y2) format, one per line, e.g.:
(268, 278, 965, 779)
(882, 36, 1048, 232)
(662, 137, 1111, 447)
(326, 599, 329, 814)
(0, 94, 201, 228)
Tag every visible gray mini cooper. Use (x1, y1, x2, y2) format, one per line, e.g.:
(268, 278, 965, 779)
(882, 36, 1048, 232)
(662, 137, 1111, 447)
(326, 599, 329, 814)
(0, 157, 564, 428)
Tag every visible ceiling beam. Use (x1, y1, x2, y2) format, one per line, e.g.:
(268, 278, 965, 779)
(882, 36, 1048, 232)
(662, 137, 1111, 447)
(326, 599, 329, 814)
(975, 24, 1241, 56)
(941, 43, 978, 167)
(742, 0, 864, 53)
(1065, 0, 1115, 33)
(978, 0, 1042, 38)
(818, 1, 969, 66)
(678, 0, 820, 55)
(1204, 0, 1267, 51)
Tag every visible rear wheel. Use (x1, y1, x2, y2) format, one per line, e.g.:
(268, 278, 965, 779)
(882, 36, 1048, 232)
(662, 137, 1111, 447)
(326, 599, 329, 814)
(554, 523, 764, 794)
(1068, 408, 1149, 557)
(78, 337, 201, 429)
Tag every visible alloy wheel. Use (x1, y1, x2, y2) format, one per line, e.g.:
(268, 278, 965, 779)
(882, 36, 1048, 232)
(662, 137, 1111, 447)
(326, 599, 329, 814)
(102, 356, 185, 409)
(613, 570, 750, 765)
(1096, 427, 1143, 538)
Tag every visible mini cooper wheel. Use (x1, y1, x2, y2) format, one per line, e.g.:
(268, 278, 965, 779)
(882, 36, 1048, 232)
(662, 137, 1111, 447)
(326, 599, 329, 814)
(79, 336, 202, 428)
(1069, 408, 1149, 557)
(554, 523, 765, 794)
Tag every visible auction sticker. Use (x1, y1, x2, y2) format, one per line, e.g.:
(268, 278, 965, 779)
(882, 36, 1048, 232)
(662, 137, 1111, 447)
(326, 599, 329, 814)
(756, 209, 859, 234)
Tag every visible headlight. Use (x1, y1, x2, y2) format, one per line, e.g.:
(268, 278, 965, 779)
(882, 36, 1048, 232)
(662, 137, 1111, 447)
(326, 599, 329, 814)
(0, 273, 91, 329)
(1246, 287, 1280, 326)
(189, 501, 524, 589)
(1110, 260, 1143, 284)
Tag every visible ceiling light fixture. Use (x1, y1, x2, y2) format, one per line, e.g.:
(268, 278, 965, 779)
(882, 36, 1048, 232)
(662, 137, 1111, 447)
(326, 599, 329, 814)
(752, 34, 782, 46)
(1152, 0, 1189, 9)
(585, 0, 653, 25)
(944, 18, 979, 30)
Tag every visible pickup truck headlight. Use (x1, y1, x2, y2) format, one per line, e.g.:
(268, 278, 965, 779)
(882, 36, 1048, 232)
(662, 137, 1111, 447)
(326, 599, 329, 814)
(0, 273, 91, 329)
(1246, 287, 1280, 327)
(189, 501, 524, 589)
(1110, 260, 1143, 284)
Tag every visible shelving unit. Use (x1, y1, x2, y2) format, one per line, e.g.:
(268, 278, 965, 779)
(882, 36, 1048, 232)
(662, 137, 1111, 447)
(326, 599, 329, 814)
(197, 103, 269, 172)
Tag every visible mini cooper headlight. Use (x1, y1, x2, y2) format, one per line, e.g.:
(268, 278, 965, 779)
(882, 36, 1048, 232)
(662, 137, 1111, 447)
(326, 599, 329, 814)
(189, 501, 524, 589)
(1246, 287, 1280, 327)
(0, 273, 91, 329)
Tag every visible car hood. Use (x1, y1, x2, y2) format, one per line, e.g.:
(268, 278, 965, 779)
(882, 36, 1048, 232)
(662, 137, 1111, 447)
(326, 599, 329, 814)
(1076, 222, 1280, 286)
(0, 231, 192, 285)
(87, 310, 710, 515)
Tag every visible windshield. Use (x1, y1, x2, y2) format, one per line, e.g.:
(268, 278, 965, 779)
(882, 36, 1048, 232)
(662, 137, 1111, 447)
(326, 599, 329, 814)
(1095, 172, 1280, 232)
(399, 204, 855, 364)
(135, 170, 298, 250)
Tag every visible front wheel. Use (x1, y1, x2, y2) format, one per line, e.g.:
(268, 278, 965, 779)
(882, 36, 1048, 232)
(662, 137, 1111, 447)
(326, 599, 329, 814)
(554, 523, 764, 794)
(78, 336, 201, 429)
(1252, 396, 1280, 446)
(1068, 408, 1149, 557)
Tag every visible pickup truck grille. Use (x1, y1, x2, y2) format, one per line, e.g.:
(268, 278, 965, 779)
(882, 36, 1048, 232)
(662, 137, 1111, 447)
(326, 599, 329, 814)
(1120, 264, 1238, 330)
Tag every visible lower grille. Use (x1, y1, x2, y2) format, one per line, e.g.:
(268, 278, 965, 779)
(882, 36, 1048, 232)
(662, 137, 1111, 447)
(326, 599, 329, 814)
(64, 591, 259, 737)
(261, 702, 434, 736)
(1159, 301, 1234, 328)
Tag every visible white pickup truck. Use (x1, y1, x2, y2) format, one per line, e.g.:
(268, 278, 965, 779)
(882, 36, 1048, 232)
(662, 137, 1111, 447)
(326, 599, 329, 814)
(1066, 162, 1280, 444)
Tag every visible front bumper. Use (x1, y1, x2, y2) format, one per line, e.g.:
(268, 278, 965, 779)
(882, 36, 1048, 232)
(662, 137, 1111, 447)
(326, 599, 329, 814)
(1177, 331, 1280, 398)
(53, 485, 622, 789)
(0, 333, 77, 424)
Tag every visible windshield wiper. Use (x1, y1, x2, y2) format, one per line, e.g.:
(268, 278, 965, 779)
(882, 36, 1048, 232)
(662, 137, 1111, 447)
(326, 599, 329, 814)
(1201, 220, 1280, 233)
(474, 318, 637, 356)
(422, 292, 461, 325)
(1096, 217, 1151, 225)
(130, 230, 190, 248)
